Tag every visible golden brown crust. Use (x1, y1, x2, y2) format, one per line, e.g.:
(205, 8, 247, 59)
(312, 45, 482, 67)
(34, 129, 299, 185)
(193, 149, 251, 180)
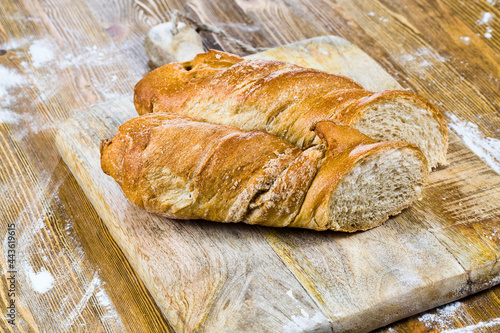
(101, 112, 305, 222)
(101, 114, 428, 231)
(134, 50, 448, 167)
(134, 50, 244, 115)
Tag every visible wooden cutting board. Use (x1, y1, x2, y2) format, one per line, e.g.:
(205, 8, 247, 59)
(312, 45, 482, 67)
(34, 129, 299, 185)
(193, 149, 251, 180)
(55, 36, 500, 333)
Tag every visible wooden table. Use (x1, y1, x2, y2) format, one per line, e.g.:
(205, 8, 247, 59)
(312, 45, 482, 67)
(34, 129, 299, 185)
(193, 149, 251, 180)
(1, 0, 499, 332)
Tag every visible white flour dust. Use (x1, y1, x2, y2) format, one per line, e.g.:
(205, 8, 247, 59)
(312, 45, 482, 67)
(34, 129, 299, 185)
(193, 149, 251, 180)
(61, 274, 100, 328)
(476, 11, 494, 38)
(29, 39, 55, 68)
(60, 272, 124, 330)
(459, 36, 470, 45)
(1, 37, 132, 111)
(282, 309, 325, 333)
(0, 64, 25, 106)
(396, 47, 447, 74)
(478, 12, 494, 25)
(27, 266, 55, 293)
(442, 318, 500, 332)
(418, 301, 463, 328)
(0, 108, 22, 124)
(448, 114, 500, 175)
(485, 27, 493, 39)
(0, 37, 134, 141)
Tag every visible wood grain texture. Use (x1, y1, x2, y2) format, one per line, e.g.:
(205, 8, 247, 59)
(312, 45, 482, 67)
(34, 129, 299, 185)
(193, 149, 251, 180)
(56, 36, 500, 332)
(2, 0, 500, 331)
(0, 0, 170, 331)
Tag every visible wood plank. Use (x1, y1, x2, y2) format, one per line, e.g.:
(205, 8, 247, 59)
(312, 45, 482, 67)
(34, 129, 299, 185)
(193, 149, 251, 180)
(56, 36, 500, 332)
(441, 0, 500, 53)
(0, 122, 116, 332)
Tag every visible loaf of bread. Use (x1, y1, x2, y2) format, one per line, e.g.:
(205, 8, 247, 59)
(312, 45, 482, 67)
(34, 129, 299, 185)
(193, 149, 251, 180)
(134, 50, 448, 169)
(101, 113, 428, 231)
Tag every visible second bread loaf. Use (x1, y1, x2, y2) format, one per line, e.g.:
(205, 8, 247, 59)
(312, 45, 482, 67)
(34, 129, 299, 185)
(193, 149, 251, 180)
(134, 50, 448, 169)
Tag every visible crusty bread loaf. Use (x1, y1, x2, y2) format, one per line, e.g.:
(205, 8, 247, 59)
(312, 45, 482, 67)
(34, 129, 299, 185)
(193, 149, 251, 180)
(134, 50, 448, 169)
(101, 113, 428, 231)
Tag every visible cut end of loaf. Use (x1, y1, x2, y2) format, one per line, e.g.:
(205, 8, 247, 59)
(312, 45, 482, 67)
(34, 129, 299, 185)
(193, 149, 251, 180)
(350, 91, 448, 169)
(326, 146, 428, 232)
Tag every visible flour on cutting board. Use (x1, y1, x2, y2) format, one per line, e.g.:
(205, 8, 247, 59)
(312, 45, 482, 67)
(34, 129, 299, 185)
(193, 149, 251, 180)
(448, 114, 500, 175)
(47, 268, 123, 331)
(476, 11, 495, 38)
(485, 27, 493, 39)
(459, 36, 470, 45)
(420, 302, 500, 331)
(282, 309, 325, 333)
(61, 274, 100, 328)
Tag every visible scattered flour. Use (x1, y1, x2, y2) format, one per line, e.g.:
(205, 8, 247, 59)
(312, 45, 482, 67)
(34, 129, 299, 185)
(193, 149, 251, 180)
(0, 34, 131, 331)
(29, 39, 55, 68)
(0, 64, 25, 105)
(418, 301, 463, 328)
(476, 12, 494, 38)
(27, 266, 55, 293)
(397, 47, 447, 74)
(0, 37, 30, 50)
(0, 37, 133, 140)
(448, 114, 500, 175)
(62, 274, 100, 327)
(59, 44, 109, 68)
(419, 60, 432, 67)
(478, 12, 494, 25)
(0, 108, 22, 124)
(282, 309, 325, 333)
(442, 318, 500, 332)
(485, 27, 493, 39)
(60, 273, 124, 330)
(459, 36, 470, 44)
(96, 289, 112, 307)
(365, 11, 387, 21)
